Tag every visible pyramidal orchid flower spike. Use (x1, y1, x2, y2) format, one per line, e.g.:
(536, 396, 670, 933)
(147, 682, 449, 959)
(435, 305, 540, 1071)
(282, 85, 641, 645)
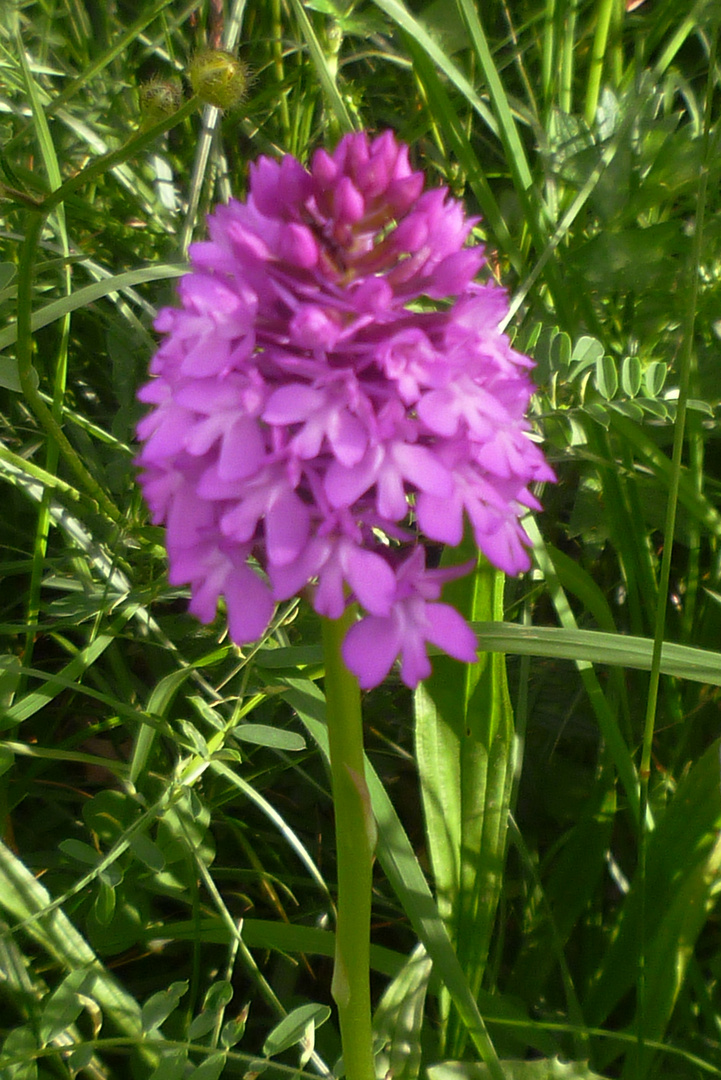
(136, 131, 555, 687)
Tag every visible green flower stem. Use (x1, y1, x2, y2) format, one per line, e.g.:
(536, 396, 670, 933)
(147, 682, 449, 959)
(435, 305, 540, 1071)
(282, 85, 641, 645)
(321, 611, 376, 1080)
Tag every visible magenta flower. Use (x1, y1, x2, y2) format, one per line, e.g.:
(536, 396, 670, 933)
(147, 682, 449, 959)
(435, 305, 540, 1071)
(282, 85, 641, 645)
(136, 130, 554, 689)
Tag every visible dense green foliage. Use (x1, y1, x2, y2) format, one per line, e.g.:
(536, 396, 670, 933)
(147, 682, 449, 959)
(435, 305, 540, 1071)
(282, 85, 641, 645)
(1, 1, 721, 1077)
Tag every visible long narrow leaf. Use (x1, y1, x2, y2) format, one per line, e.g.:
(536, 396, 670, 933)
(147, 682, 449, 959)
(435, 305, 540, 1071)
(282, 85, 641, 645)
(415, 550, 514, 1056)
(0, 265, 186, 355)
(286, 0, 355, 133)
(369, 0, 498, 136)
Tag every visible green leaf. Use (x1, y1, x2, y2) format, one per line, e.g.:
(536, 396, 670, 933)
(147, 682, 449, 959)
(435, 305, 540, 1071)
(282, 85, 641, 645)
(428, 1061, 610, 1080)
(369, 0, 498, 136)
(188, 981, 234, 1040)
(0, 840, 144, 1045)
(570, 335, 604, 374)
(141, 981, 188, 1033)
(638, 397, 668, 419)
(129, 833, 166, 873)
(149, 1049, 188, 1080)
(0, 654, 21, 711)
(415, 544, 514, 1054)
(454, 0, 534, 193)
(67, 1044, 95, 1074)
(595, 355, 618, 400)
(286, 680, 555, 1065)
(550, 332, 572, 369)
(203, 980, 234, 1012)
(39, 969, 93, 1044)
(584, 402, 610, 427)
(0, 1026, 38, 1080)
(643, 361, 668, 397)
(190, 1053, 226, 1080)
(471, 621, 721, 687)
(0, 358, 27, 393)
(233, 723, 306, 751)
(0, 262, 16, 290)
(621, 355, 642, 397)
(263, 1003, 331, 1057)
(188, 1010, 218, 1041)
(220, 1016, 246, 1047)
(83, 789, 140, 846)
(255, 645, 323, 669)
(373, 944, 432, 1080)
(93, 878, 116, 926)
(609, 400, 644, 421)
(687, 397, 715, 416)
(179, 719, 209, 757)
(285, 0, 354, 132)
(157, 789, 214, 867)
(131, 666, 200, 786)
(585, 739, 721, 1043)
(0, 265, 186, 354)
(59, 839, 102, 867)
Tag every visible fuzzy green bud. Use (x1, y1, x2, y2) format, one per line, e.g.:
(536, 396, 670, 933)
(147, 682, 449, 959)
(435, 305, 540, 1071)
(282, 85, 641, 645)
(139, 77, 183, 127)
(188, 49, 250, 110)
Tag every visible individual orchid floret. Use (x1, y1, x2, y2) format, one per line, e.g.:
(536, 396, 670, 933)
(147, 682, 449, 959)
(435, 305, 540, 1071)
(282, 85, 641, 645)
(136, 130, 554, 688)
(342, 548, 478, 689)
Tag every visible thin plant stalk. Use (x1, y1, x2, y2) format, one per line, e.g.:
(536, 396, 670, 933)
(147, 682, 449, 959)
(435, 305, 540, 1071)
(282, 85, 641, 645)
(635, 20, 718, 1076)
(321, 611, 376, 1080)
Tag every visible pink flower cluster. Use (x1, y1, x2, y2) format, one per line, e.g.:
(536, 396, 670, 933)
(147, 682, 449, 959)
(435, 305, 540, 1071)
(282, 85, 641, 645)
(136, 131, 554, 688)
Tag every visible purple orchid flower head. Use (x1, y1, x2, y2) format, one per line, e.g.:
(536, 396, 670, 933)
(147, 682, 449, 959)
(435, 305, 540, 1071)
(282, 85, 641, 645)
(136, 131, 554, 688)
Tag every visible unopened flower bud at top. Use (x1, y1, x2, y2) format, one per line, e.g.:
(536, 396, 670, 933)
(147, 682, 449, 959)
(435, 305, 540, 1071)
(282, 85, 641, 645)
(188, 49, 250, 110)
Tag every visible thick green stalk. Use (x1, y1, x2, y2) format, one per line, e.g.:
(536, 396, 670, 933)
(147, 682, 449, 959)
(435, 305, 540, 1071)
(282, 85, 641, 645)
(584, 0, 615, 127)
(321, 612, 376, 1080)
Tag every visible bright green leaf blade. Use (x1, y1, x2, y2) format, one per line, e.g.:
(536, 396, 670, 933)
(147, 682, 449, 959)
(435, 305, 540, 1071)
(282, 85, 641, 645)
(369, 0, 498, 135)
(0, 265, 185, 355)
(233, 723, 306, 751)
(415, 549, 514, 1054)
(429, 1060, 611, 1080)
(141, 981, 189, 1033)
(263, 1003, 331, 1057)
(472, 622, 721, 686)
